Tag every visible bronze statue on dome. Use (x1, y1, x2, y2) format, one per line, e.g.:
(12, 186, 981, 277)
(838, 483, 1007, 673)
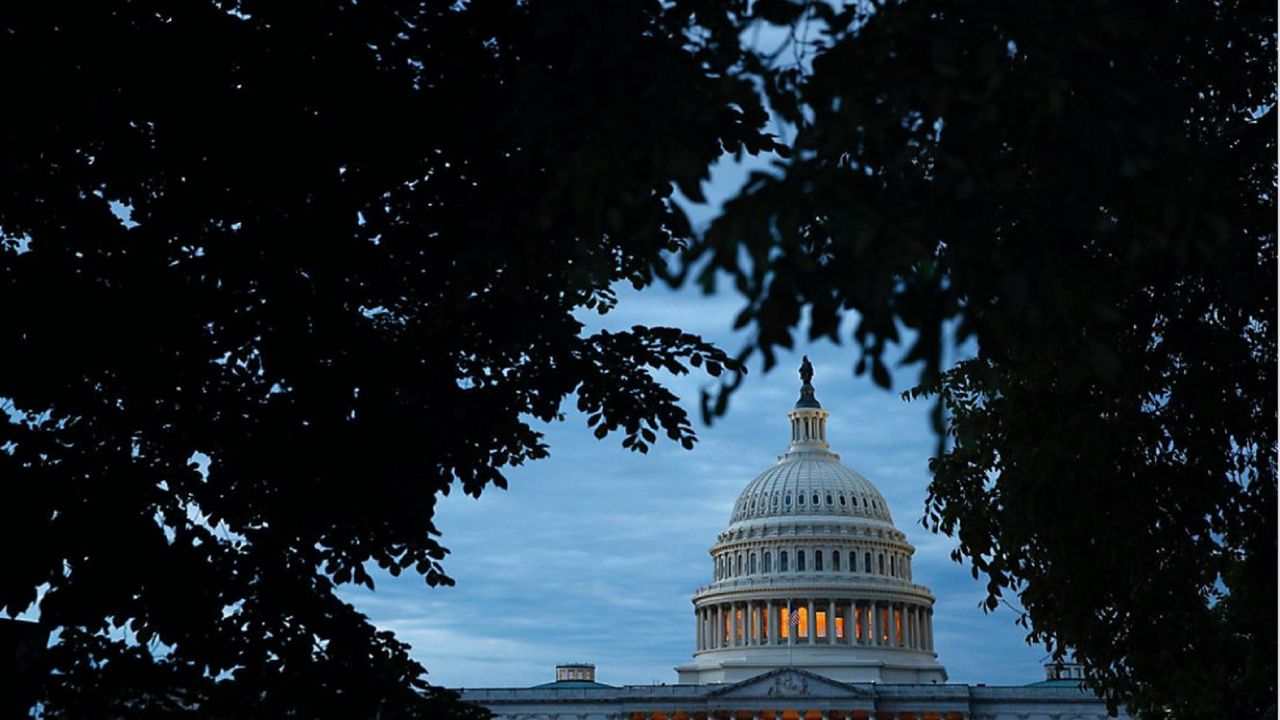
(799, 355, 814, 385)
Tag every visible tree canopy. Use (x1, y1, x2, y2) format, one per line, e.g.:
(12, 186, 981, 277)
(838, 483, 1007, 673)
(0, 2, 774, 717)
(689, 2, 1275, 719)
(2, 1, 1274, 719)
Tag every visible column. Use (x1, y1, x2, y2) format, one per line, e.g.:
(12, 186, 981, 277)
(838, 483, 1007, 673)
(766, 600, 775, 645)
(697, 608, 703, 650)
(807, 599, 816, 643)
(873, 602, 882, 646)
(715, 605, 722, 649)
(828, 599, 836, 643)
(747, 599, 757, 645)
(730, 602, 739, 646)
(788, 600, 795, 647)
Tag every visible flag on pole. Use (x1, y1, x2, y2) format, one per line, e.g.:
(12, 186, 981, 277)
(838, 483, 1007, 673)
(789, 604, 801, 627)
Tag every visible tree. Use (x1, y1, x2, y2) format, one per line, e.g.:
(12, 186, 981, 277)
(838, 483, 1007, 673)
(689, 2, 1276, 719)
(0, 2, 778, 717)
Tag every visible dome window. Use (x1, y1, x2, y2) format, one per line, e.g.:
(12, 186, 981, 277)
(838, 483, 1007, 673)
(772, 495, 779, 507)
(832, 551, 841, 571)
(784, 495, 792, 506)
(812, 493, 820, 505)
(838, 495, 846, 506)
(780, 551, 789, 572)
(849, 551, 857, 572)
(864, 552, 872, 573)
(749, 553, 757, 574)
(879, 554, 885, 575)
(797, 494, 804, 505)
(763, 551, 772, 573)
(797, 550, 806, 571)
(814, 550, 824, 571)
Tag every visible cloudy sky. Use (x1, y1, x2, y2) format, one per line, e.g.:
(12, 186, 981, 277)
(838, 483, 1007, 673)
(343, 281, 1050, 690)
(342, 151, 1050, 689)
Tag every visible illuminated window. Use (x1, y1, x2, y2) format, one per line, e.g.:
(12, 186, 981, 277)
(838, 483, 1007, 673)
(895, 608, 903, 645)
(751, 608, 759, 641)
(780, 551, 789, 572)
(779, 607, 789, 639)
(836, 614, 846, 640)
(736, 608, 744, 642)
(832, 551, 841, 571)
(814, 550, 824, 571)
(881, 608, 890, 643)
(797, 550, 806, 571)
(762, 608, 769, 640)
(855, 607, 864, 641)
(815, 610, 827, 637)
(797, 607, 809, 637)
(763, 552, 772, 573)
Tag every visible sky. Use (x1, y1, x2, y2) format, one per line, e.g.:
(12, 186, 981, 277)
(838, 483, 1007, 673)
(342, 283, 1050, 690)
(341, 153, 1051, 690)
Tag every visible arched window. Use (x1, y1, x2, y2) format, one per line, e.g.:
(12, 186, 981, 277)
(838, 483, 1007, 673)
(832, 551, 841, 571)
(864, 552, 872, 573)
(798, 493, 805, 505)
(839, 495, 846, 506)
(749, 553, 757, 574)
(716, 556, 723, 579)
(780, 551, 789, 572)
(736, 554, 743, 576)
(890, 555, 896, 576)
(826, 494, 833, 505)
(785, 495, 792, 506)
(763, 551, 772, 573)
(879, 554, 885, 575)
(814, 550, 824, 571)
(812, 493, 820, 505)
(797, 550, 807, 571)
(772, 494, 779, 507)
(849, 551, 857, 572)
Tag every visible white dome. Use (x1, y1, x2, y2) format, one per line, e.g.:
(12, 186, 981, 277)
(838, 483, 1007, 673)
(730, 456, 892, 525)
(676, 361, 947, 686)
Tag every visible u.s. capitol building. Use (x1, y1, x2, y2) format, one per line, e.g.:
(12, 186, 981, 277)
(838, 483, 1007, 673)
(460, 365, 1122, 720)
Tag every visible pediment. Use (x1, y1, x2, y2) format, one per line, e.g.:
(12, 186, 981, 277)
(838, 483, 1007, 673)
(707, 668, 871, 700)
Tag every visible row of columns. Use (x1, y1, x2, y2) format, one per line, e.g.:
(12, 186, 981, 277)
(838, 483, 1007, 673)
(695, 599, 933, 652)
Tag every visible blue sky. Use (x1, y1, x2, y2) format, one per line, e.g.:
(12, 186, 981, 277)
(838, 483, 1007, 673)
(343, 283, 1049, 689)
(341, 147, 1051, 690)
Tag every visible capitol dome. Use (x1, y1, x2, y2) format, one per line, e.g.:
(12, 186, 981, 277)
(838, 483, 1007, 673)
(675, 360, 948, 685)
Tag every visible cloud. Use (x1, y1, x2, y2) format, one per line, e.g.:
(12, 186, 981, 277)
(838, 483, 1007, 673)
(341, 284, 1045, 691)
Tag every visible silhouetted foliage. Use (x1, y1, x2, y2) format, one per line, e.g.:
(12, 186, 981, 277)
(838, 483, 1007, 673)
(689, 2, 1275, 719)
(0, 2, 776, 717)
(3, 1, 1274, 719)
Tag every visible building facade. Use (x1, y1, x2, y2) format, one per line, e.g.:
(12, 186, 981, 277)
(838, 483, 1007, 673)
(460, 364, 1123, 720)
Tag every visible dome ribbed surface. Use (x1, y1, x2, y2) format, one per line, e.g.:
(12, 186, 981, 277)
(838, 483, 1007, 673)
(730, 456, 892, 524)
